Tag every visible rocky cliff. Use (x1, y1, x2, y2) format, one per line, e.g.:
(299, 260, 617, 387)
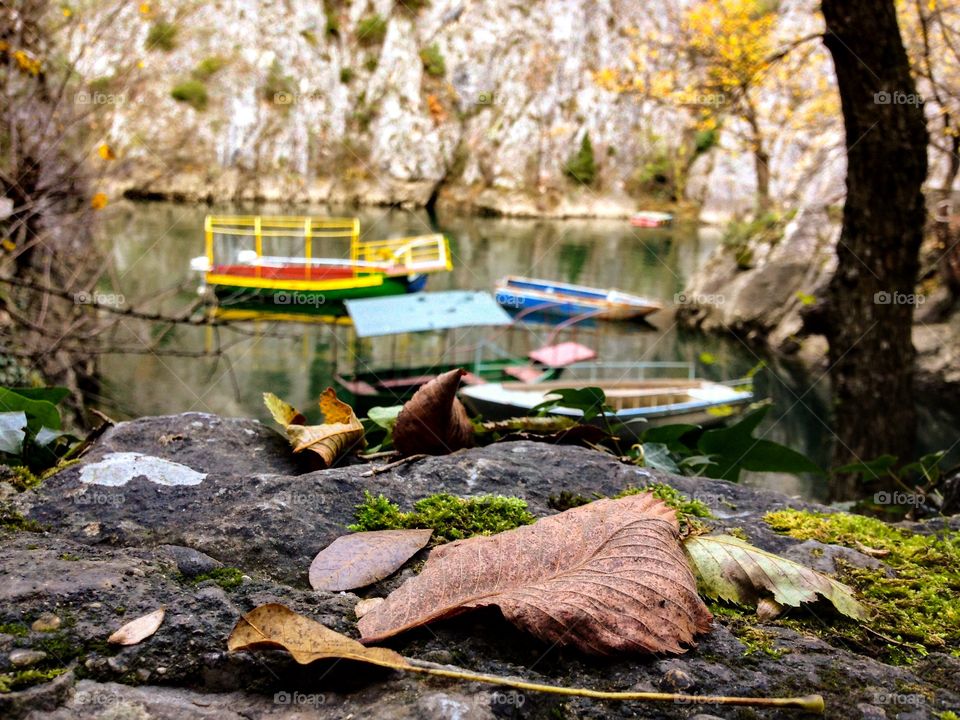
(72, 0, 844, 218)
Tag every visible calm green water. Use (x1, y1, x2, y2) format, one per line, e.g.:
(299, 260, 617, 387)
(95, 201, 838, 498)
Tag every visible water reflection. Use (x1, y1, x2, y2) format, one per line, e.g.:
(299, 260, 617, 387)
(96, 200, 837, 500)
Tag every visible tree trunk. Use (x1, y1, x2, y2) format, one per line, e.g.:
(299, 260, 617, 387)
(754, 147, 771, 213)
(937, 135, 960, 296)
(821, 0, 929, 500)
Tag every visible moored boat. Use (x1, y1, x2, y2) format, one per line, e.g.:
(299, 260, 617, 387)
(333, 291, 598, 413)
(630, 211, 674, 228)
(459, 372, 753, 437)
(190, 215, 452, 312)
(494, 276, 661, 321)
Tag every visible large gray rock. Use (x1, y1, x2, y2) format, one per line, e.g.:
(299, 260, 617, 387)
(2, 413, 958, 719)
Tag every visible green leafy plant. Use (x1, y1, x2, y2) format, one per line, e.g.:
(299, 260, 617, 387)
(0, 387, 77, 473)
(563, 132, 597, 186)
(419, 43, 445, 77)
(357, 14, 388, 46)
(170, 80, 208, 111)
(146, 20, 178, 52)
(192, 55, 227, 81)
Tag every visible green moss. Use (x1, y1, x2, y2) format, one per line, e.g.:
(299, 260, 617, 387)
(727, 527, 749, 541)
(0, 504, 43, 532)
(170, 80, 208, 111)
(419, 43, 445, 78)
(4, 465, 40, 491)
(616, 483, 712, 533)
(349, 491, 535, 542)
(764, 509, 960, 662)
(706, 602, 784, 658)
(937, 712, 959, 720)
(146, 20, 178, 52)
(0, 667, 68, 693)
(563, 133, 596, 186)
(339, 67, 354, 84)
(357, 14, 387, 46)
(547, 491, 594, 512)
(0, 622, 29, 637)
(59, 553, 80, 561)
(189, 567, 245, 591)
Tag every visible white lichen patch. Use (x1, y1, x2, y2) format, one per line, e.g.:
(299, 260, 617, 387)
(79, 452, 207, 487)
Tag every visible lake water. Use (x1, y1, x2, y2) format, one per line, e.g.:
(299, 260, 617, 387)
(93, 201, 844, 501)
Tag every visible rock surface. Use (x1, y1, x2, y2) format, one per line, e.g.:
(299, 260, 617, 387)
(2, 413, 958, 719)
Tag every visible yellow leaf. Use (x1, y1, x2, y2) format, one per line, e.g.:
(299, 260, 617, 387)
(262, 392, 305, 426)
(264, 388, 364, 466)
(139, 2, 151, 14)
(98, 143, 115, 161)
(90, 192, 108, 210)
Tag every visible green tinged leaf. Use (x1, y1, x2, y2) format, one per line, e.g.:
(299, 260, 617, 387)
(531, 387, 610, 421)
(639, 442, 681, 474)
(5, 387, 71, 405)
(697, 406, 822, 481)
(833, 454, 898, 480)
(684, 534, 866, 620)
(0, 389, 61, 432)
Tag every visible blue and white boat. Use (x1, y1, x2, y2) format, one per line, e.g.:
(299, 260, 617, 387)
(494, 276, 661, 321)
(459, 366, 754, 438)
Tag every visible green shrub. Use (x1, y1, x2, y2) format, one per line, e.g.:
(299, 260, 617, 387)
(419, 43, 445, 77)
(563, 132, 596, 186)
(339, 67, 354, 84)
(357, 14, 387, 46)
(262, 61, 295, 105)
(364, 55, 379, 72)
(192, 56, 227, 81)
(170, 80, 208, 111)
(397, 0, 430, 12)
(146, 20, 178, 52)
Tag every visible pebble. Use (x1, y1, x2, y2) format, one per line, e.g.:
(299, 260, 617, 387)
(31, 612, 62, 632)
(10, 649, 48, 667)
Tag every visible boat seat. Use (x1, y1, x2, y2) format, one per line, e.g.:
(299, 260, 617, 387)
(528, 341, 597, 368)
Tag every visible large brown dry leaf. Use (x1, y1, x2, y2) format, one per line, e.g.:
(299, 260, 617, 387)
(393, 369, 474, 456)
(228, 603, 410, 668)
(683, 534, 867, 620)
(108, 607, 165, 646)
(309, 529, 434, 591)
(264, 388, 365, 466)
(358, 494, 713, 655)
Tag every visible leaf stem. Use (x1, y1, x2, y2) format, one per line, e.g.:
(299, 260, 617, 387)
(405, 658, 823, 712)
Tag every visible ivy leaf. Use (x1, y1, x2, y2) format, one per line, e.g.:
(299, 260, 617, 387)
(531, 387, 611, 422)
(697, 405, 822, 481)
(683, 534, 866, 620)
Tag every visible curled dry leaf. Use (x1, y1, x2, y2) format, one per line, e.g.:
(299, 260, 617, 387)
(393, 369, 474, 457)
(358, 493, 713, 655)
(309, 529, 434, 591)
(264, 388, 365, 467)
(683, 534, 867, 620)
(228, 603, 823, 712)
(228, 603, 410, 668)
(108, 607, 165, 646)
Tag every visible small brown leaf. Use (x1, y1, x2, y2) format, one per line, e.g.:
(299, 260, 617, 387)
(358, 494, 712, 655)
(309, 529, 433, 591)
(108, 607, 165, 646)
(393, 369, 474, 456)
(228, 603, 410, 668)
(264, 388, 365, 466)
